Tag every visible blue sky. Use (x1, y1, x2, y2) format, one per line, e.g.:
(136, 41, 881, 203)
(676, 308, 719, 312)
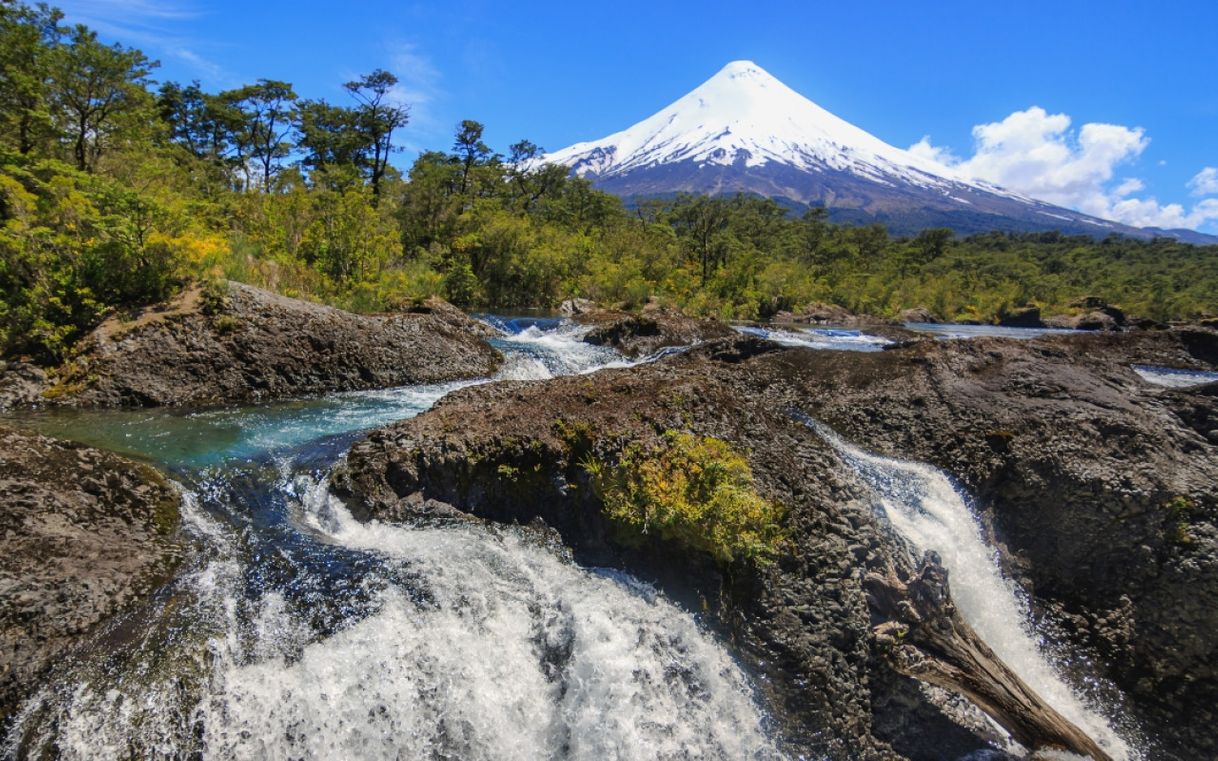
(55, 0, 1218, 232)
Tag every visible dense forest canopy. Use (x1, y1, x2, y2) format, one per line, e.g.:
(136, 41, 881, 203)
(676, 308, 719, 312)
(2, 0, 1216, 363)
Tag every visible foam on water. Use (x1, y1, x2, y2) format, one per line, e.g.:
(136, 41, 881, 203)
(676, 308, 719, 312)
(7, 474, 785, 760)
(734, 325, 891, 351)
(809, 422, 1134, 760)
(1131, 364, 1218, 389)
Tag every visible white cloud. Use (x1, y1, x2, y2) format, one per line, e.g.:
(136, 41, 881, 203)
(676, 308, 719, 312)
(912, 106, 1218, 232)
(908, 136, 957, 167)
(1189, 167, 1218, 196)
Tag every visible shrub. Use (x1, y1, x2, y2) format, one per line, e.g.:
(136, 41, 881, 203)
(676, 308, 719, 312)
(585, 430, 785, 564)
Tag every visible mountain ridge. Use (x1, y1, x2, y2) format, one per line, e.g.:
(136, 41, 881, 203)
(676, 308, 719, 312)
(546, 61, 1218, 244)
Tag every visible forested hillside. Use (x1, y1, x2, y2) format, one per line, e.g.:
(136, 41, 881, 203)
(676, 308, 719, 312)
(3, 0, 1216, 363)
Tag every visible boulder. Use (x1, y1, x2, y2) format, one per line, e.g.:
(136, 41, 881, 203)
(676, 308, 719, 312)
(997, 306, 1044, 328)
(1044, 311, 1120, 331)
(575, 308, 735, 357)
(37, 282, 503, 408)
(0, 426, 185, 719)
(558, 297, 596, 316)
(0, 361, 49, 410)
(898, 307, 940, 324)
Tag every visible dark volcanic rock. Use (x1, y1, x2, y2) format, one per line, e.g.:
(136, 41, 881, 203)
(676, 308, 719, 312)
(897, 307, 940, 324)
(0, 426, 185, 719)
(337, 327, 1218, 760)
(997, 306, 1044, 328)
(576, 307, 735, 357)
(766, 330, 1218, 760)
(41, 283, 502, 408)
(1045, 298, 1128, 332)
(0, 361, 49, 411)
(775, 302, 896, 327)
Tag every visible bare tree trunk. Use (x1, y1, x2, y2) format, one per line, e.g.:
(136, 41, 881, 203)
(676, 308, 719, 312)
(866, 552, 1113, 761)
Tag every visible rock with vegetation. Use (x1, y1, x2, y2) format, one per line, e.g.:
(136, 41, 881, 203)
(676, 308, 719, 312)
(0, 426, 185, 720)
(997, 305, 1044, 328)
(37, 282, 502, 408)
(575, 306, 735, 357)
(337, 327, 1217, 759)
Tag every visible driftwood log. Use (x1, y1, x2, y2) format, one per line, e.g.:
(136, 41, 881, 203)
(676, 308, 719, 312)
(866, 551, 1113, 761)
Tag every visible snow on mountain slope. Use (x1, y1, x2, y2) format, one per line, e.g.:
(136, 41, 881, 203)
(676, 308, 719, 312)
(545, 61, 1217, 242)
(546, 61, 1017, 199)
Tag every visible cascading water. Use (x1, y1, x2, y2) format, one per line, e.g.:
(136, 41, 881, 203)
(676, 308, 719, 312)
(734, 325, 892, 351)
(2, 319, 787, 760)
(807, 421, 1135, 760)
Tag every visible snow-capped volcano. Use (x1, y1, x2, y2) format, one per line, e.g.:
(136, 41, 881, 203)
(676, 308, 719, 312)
(548, 60, 983, 192)
(547, 61, 1213, 242)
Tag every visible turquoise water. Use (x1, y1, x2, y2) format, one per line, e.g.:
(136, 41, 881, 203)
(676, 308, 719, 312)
(905, 321, 1077, 340)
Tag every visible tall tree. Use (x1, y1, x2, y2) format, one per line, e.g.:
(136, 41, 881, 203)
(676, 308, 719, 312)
(158, 80, 229, 160)
(49, 24, 155, 171)
(296, 99, 365, 174)
(221, 79, 297, 191)
(453, 119, 491, 195)
(343, 69, 408, 198)
(506, 139, 566, 211)
(671, 195, 731, 286)
(0, 1, 62, 155)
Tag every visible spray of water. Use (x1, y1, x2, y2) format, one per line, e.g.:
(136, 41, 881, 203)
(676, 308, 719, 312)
(7, 473, 786, 760)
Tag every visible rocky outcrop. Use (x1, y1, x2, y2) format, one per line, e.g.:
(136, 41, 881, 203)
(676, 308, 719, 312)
(0, 361, 49, 410)
(772, 302, 896, 327)
(0, 427, 185, 720)
(1044, 297, 1128, 331)
(997, 306, 1043, 328)
(575, 306, 735, 357)
(38, 283, 502, 408)
(768, 328, 1218, 760)
(336, 327, 1217, 759)
(897, 307, 939, 324)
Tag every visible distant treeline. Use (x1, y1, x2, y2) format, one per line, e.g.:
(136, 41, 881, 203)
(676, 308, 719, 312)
(2, 1, 1216, 363)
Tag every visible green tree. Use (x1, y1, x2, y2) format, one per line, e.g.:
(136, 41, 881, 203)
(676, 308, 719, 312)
(344, 69, 408, 198)
(453, 119, 491, 195)
(0, 1, 62, 155)
(671, 195, 731, 286)
(50, 24, 156, 171)
(221, 79, 297, 191)
(296, 99, 365, 175)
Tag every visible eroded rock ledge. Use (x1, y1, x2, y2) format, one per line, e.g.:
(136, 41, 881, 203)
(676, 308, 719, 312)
(335, 328, 1217, 760)
(15, 282, 503, 408)
(0, 426, 185, 720)
(573, 306, 736, 357)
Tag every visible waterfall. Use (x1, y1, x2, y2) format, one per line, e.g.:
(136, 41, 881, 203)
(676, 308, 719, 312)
(809, 421, 1134, 760)
(6, 473, 786, 760)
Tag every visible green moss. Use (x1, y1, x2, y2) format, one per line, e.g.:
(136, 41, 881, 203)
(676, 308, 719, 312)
(1163, 495, 1197, 546)
(585, 430, 785, 565)
(553, 417, 595, 456)
(212, 314, 241, 334)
